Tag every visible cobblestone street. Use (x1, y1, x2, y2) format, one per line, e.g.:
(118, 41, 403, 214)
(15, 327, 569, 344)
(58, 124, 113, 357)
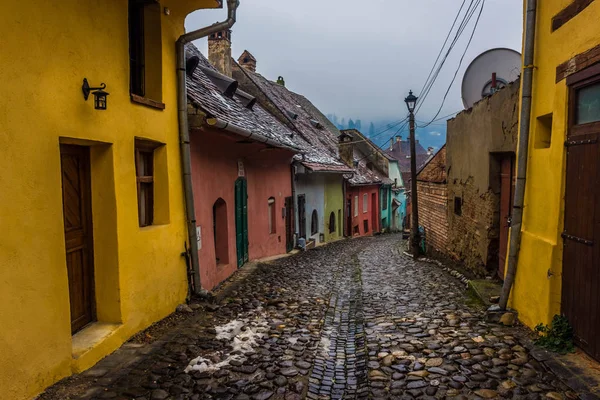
(41, 235, 578, 400)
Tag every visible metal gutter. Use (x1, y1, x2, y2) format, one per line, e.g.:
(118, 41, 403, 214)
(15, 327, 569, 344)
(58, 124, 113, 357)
(176, 0, 239, 295)
(499, 0, 537, 310)
(205, 117, 300, 153)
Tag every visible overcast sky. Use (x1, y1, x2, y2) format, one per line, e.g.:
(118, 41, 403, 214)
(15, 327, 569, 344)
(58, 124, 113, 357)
(186, 0, 523, 124)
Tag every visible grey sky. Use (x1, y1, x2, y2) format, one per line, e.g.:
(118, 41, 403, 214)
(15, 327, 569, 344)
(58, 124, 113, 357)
(186, 0, 523, 123)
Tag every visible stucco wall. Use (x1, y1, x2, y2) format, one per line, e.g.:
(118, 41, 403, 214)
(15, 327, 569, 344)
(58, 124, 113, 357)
(295, 174, 326, 243)
(0, 1, 218, 398)
(446, 80, 519, 275)
(346, 185, 380, 236)
(190, 128, 293, 289)
(324, 174, 345, 242)
(510, 0, 600, 329)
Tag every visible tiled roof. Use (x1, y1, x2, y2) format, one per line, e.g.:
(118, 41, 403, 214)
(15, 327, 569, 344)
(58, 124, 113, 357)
(303, 162, 354, 173)
(385, 139, 430, 172)
(234, 63, 347, 170)
(347, 148, 393, 186)
(185, 45, 297, 150)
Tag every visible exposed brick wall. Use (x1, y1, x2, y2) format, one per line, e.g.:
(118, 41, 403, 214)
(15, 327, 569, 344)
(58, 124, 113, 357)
(447, 177, 497, 276)
(417, 181, 448, 253)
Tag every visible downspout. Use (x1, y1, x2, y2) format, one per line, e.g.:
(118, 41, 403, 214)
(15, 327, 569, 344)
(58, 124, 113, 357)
(177, 0, 239, 294)
(499, 0, 537, 310)
(290, 163, 297, 248)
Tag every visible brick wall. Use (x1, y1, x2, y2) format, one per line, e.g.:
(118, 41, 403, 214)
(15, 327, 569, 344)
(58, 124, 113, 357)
(417, 181, 448, 253)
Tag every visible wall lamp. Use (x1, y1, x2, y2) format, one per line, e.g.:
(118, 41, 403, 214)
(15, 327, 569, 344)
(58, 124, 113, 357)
(82, 78, 109, 110)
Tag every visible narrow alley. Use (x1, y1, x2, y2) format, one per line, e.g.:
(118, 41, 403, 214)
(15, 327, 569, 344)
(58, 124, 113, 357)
(41, 235, 576, 400)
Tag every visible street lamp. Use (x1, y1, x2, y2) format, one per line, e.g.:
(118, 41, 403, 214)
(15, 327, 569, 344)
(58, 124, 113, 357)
(404, 90, 420, 259)
(405, 90, 417, 113)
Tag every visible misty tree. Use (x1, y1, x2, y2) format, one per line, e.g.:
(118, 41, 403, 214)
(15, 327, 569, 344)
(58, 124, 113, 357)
(340, 118, 346, 128)
(355, 119, 362, 131)
(369, 122, 375, 137)
(348, 119, 356, 129)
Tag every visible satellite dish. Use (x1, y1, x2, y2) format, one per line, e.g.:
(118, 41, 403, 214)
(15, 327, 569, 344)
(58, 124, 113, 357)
(461, 48, 521, 109)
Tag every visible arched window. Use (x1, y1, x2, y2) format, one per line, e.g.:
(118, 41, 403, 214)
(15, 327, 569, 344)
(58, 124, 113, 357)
(268, 197, 276, 234)
(213, 198, 229, 265)
(311, 210, 318, 236)
(329, 212, 336, 233)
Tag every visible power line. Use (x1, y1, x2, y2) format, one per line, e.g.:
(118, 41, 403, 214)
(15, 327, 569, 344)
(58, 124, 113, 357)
(418, 0, 486, 128)
(415, 0, 483, 116)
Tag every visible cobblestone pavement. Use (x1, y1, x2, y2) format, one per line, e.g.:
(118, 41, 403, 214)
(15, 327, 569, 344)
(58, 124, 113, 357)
(41, 234, 579, 400)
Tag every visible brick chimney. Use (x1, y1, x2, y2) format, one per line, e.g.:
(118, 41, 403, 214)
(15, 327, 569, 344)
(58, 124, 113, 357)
(208, 29, 232, 77)
(338, 130, 355, 167)
(238, 50, 257, 72)
(396, 135, 402, 143)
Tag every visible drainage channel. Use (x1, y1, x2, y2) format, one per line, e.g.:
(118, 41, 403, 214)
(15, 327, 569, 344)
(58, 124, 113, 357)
(307, 251, 369, 399)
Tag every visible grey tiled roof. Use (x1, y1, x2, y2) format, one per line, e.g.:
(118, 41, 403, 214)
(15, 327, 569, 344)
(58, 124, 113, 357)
(185, 45, 297, 150)
(235, 63, 348, 169)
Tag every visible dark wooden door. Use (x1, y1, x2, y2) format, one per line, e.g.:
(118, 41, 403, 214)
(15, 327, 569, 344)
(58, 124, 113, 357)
(562, 66, 600, 361)
(371, 193, 377, 233)
(298, 194, 306, 239)
(498, 155, 514, 279)
(234, 178, 248, 268)
(346, 199, 352, 236)
(60, 144, 95, 334)
(285, 196, 294, 252)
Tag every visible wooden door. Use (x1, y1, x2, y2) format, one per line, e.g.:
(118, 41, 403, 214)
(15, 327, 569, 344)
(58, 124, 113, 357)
(234, 178, 248, 268)
(562, 65, 600, 361)
(498, 155, 514, 279)
(285, 196, 294, 252)
(298, 194, 306, 239)
(60, 144, 95, 334)
(371, 193, 377, 233)
(346, 199, 352, 237)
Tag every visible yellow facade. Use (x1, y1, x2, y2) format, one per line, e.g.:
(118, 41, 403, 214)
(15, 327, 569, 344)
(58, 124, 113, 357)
(510, 1, 600, 328)
(0, 1, 218, 398)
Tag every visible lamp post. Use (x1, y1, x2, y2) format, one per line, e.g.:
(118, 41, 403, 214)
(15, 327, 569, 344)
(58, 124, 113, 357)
(405, 90, 420, 259)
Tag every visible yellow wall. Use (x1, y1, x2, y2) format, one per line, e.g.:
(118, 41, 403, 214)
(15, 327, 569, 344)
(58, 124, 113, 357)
(324, 175, 345, 242)
(510, 1, 600, 328)
(0, 1, 218, 398)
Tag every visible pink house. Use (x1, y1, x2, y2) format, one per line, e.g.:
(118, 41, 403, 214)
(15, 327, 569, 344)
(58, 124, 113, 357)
(186, 45, 298, 290)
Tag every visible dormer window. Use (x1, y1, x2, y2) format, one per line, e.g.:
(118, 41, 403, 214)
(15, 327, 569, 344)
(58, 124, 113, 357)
(285, 110, 298, 120)
(310, 119, 323, 129)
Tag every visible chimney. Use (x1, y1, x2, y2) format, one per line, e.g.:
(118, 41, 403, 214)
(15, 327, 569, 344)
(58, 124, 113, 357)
(395, 135, 402, 143)
(238, 50, 257, 72)
(208, 29, 232, 77)
(338, 131, 355, 167)
(427, 146, 434, 155)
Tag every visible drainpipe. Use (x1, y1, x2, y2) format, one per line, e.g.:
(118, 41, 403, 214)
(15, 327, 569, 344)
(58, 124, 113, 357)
(499, 0, 537, 310)
(177, 0, 239, 294)
(290, 163, 297, 248)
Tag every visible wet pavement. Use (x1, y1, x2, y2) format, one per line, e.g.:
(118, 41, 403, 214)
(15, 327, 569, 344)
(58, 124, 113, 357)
(40, 234, 580, 400)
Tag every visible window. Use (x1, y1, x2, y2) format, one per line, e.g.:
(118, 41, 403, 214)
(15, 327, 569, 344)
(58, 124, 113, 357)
(575, 82, 600, 124)
(363, 193, 368, 213)
(354, 196, 358, 217)
(268, 197, 276, 234)
(135, 140, 161, 227)
(213, 198, 229, 265)
(129, 0, 163, 104)
(454, 196, 462, 216)
(363, 220, 369, 233)
(329, 212, 336, 233)
(311, 210, 318, 236)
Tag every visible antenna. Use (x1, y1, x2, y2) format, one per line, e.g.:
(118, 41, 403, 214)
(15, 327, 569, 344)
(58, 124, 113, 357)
(461, 48, 521, 109)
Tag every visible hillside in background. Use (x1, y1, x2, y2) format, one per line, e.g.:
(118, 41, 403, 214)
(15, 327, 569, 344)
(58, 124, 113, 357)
(326, 114, 447, 153)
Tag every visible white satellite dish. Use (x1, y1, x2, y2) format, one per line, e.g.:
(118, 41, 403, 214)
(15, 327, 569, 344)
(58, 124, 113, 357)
(461, 48, 521, 109)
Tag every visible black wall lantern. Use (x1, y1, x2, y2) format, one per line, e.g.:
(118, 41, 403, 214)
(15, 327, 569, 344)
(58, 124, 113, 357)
(82, 78, 109, 110)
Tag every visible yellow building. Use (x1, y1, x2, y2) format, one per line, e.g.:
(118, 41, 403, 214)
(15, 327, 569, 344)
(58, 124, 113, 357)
(0, 1, 224, 398)
(510, 0, 600, 361)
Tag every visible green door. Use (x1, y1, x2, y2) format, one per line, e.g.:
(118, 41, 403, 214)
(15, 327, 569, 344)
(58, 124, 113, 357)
(235, 178, 249, 267)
